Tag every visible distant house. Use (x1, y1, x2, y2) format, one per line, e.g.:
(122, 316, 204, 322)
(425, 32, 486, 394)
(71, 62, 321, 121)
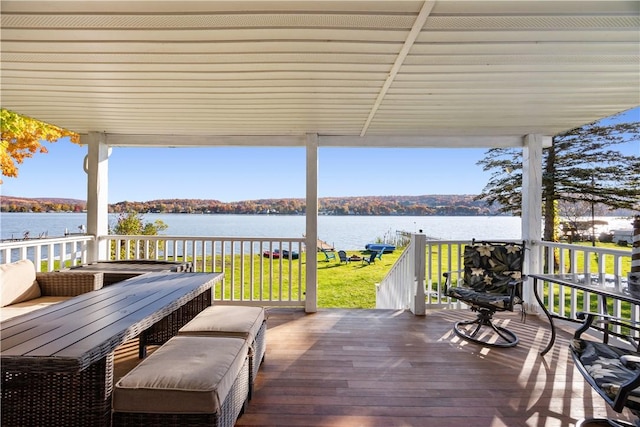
(612, 229, 633, 245)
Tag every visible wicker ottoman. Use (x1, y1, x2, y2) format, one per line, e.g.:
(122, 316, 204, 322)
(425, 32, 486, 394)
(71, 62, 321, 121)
(178, 305, 266, 399)
(112, 336, 249, 427)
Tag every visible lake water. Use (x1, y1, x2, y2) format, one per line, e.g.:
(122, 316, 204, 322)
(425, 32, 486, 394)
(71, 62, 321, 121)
(0, 212, 634, 250)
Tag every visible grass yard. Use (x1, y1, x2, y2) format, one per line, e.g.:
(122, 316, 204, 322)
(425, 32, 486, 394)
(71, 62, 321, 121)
(317, 250, 401, 308)
(206, 249, 403, 308)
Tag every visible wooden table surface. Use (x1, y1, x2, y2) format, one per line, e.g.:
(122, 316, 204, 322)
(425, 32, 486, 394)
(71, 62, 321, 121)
(65, 260, 194, 285)
(1, 271, 221, 370)
(68, 260, 193, 273)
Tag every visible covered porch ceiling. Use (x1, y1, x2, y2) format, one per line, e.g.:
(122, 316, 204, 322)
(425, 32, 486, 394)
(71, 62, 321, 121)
(1, 0, 638, 149)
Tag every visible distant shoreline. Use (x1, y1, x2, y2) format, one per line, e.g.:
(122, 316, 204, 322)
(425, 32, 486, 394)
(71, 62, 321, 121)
(1, 211, 518, 217)
(1, 195, 636, 217)
(2, 212, 634, 249)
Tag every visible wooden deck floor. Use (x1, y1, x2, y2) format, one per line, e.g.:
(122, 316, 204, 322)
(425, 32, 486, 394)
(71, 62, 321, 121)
(115, 308, 637, 427)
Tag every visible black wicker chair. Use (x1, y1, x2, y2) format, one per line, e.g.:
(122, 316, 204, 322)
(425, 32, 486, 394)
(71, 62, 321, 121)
(444, 240, 526, 348)
(570, 312, 640, 427)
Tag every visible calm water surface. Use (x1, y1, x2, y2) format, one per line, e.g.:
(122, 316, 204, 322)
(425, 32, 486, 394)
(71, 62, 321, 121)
(0, 212, 633, 250)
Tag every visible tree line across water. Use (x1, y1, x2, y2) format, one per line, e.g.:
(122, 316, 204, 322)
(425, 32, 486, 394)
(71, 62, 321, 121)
(1, 194, 506, 216)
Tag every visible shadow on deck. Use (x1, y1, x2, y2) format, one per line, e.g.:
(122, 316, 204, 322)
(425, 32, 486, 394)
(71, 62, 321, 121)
(115, 308, 636, 427)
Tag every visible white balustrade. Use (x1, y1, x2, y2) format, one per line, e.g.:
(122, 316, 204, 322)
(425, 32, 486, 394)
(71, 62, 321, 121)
(422, 239, 633, 325)
(376, 234, 426, 314)
(0, 235, 92, 271)
(98, 235, 305, 307)
(2, 234, 632, 317)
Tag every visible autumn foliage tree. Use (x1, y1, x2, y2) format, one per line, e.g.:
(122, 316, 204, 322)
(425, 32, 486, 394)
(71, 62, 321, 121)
(0, 108, 80, 183)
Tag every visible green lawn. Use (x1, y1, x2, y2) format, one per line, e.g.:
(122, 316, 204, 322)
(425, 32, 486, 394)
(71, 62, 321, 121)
(198, 250, 402, 308)
(317, 250, 401, 308)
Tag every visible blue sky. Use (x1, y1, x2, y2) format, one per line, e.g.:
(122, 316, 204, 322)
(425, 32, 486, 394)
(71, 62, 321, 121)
(1, 108, 638, 203)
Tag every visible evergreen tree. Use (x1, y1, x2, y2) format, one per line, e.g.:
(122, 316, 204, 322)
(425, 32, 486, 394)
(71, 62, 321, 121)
(475, 117, 640, 243)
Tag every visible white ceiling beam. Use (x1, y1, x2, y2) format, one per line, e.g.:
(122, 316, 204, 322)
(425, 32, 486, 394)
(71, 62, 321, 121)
(322, 135, 547, 148)
(104, 134, 307, 147)
(100, 133, 547, 149)
(360, 1, 435, 137)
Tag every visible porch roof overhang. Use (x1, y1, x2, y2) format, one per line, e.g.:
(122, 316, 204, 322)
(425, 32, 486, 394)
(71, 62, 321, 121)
(1, 0, 638, 149)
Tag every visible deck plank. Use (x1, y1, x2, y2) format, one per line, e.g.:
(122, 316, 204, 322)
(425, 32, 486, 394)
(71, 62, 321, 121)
(115, 308, 636, 426)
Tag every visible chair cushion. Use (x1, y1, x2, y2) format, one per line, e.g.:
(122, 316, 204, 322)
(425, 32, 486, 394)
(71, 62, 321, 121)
(446, 287, 520, 310)
(462, 243, 524, 294)
(179, 305, 265, 342)
(0, 296, 70, 321)
(0, 259, 41, 307)
(113, 336, 248, 414)
(446, 242, 524, 311)
(571, 338, 640, 410)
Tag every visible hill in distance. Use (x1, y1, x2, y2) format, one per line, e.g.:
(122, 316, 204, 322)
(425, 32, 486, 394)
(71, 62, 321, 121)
(1, 194, 503, 216)
(2, 195, 635, 216)
(2, 196, 86, 205)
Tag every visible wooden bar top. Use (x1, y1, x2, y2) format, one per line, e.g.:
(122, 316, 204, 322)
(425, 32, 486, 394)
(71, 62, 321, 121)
(1, 272, 222, 371)
(67, 260, 193, 274)
(64, 260, 194, 285)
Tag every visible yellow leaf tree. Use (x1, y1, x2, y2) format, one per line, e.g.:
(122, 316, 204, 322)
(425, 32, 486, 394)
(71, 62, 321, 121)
(0, 108, 81, 183)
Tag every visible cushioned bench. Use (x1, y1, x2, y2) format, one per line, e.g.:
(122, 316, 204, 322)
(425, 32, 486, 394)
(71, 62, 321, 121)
(112, 336, 249, 427)
(178, 305, 266, 399)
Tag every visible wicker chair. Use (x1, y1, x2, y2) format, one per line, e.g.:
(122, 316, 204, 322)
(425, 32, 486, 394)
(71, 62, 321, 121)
(36, 271, 104, 296)
(570, 312, 640, 427)
(444, 240, 526, 348)
(1, 259, 104, 322)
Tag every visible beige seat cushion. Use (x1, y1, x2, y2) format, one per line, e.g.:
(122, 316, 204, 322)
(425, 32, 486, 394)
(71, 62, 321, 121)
(0, 296, 70, 322)
(113, 336, 248, 414)
(0, 259, 41, 307)
(178, 305, 265, 341)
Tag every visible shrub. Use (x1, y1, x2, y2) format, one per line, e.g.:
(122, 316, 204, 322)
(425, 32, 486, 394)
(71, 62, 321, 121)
(109, 211, 168, 258)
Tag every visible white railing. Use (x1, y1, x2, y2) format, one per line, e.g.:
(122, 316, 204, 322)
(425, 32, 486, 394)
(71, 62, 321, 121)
(422, 239, 633, 320)
(0, 235, 93, 271)
(535, 240, 629, 277)
(0, 234, 305, 307)
(532, 240, 636, 326)
(3, 234, 632, 317)
(376, 234, 425, 314)
(425, 239, 473, 308)
(99, 235, 306, 307)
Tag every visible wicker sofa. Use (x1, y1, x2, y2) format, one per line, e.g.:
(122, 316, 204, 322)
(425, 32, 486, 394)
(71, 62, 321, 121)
(0, 259, 103, 322)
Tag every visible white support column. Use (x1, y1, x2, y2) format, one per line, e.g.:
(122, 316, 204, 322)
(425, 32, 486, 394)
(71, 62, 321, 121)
(522, 134, 544, 313)
(411, 233, 426, 316)
(84, 132, 110, 262)
(305, 134, 319, 313)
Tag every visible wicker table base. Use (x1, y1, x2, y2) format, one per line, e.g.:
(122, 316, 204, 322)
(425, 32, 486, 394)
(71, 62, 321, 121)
(1, 272, 222, 427)
(2, 355, 113, 426)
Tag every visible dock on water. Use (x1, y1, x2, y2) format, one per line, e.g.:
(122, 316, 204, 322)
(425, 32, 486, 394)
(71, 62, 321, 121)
(302, 235, 335, 252)
(317, 238, 334, 252)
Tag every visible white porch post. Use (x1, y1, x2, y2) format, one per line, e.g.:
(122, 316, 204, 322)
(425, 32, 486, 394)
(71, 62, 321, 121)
(521, 134, 546, 313)
(84, 132, 110, 262)
(411, 233, 426, 315)
(305, 134, 318, 313)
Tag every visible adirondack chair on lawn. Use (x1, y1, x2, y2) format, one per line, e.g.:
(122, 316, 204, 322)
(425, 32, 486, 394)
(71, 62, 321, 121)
(321, 249, 336, 262)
